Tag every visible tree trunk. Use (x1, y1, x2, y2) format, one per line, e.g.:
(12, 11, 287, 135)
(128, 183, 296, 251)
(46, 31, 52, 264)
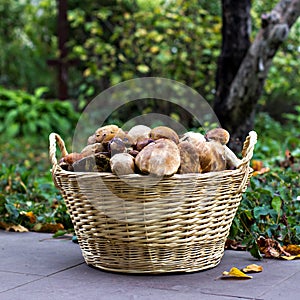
(214, 0, 300, 151)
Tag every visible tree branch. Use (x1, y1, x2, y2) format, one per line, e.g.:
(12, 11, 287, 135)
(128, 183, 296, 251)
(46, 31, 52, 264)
(214, 0, 300, 150)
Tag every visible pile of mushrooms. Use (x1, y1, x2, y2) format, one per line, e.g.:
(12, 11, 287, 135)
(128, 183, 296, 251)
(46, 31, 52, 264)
(59, 125, 241, 177)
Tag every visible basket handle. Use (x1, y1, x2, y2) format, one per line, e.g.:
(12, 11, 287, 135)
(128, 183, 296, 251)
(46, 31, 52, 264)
(236, 131, 258, 193)
(239, 131, 258, 168)
(49, 133, 69, 167)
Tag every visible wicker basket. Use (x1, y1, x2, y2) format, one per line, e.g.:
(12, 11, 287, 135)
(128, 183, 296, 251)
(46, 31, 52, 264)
(49, 131, 257, 274)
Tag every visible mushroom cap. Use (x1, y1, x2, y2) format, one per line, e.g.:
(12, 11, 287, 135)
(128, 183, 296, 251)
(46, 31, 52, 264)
(178, 141, 201, 174)
(128, 125, 151, 143)
(95, 125, 120, 143)
(179, 132, 206, 148)
(135, 138, 180, 176)
(150, 126, 179, 144)
(205, 128, 230, 145)
(110, 153, 135, 175)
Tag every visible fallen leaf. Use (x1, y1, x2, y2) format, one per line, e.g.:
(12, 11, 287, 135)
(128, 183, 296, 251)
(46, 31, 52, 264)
(242, 264, 263, 273)
(0, 221, 28, 232)
(222, 267, 253, 279)
(257, 236, 290, 258)
(280, 149, 295, 169)
(23, 211, 36, 223)
(225, 239, 246, 251)
(252, 160, 264, 171)
(33, 223, 64, 233)
(283, 244, 300, 255)
(281, 254, 300, 260)
(252, 167, 270, 176)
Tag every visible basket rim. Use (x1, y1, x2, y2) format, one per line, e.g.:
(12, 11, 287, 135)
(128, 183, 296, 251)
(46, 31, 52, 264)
(49, 131, 257, 193)
(52, 164, 250, 178)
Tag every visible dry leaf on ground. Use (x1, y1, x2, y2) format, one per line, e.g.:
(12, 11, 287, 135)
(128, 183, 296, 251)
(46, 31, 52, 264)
(257, 236, 290, 258)
(33, 223, 64, 233)
(283, 245, 300, 256)
(0, 221, 28, 232)
(221, 267, 253, 280)
(281, 255, 300, 261)
(242, 264, 263, 273)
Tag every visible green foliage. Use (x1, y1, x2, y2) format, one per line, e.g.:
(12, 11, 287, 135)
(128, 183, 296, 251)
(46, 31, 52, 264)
(229, 113, 300, 258)
(0, 86, 79, 139)
(231, 171, 300, 257)
(0, 163, 72, 230)
(67, 0, 221, 104)
(0, 0, 57, 94)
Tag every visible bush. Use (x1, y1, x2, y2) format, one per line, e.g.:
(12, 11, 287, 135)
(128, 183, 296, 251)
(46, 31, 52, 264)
(0, 86, 79, 140)
(229, 112, 300, 258)
(0, 163, 72, 231)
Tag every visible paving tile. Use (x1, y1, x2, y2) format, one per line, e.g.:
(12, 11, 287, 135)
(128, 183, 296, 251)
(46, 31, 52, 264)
(0, 268, 252, 300)
(0, 271, 42, 293)
(258, 270, 300, 300)
(0, 231, 84, 276)
(1, 231, 299, 300)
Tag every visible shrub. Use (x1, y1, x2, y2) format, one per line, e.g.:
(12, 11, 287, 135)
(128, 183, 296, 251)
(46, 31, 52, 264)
(0, 87, 79, 139)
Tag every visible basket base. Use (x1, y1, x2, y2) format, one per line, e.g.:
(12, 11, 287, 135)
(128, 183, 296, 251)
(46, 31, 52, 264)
(86, 257, 223, 274)
(78, 238, 225, 274)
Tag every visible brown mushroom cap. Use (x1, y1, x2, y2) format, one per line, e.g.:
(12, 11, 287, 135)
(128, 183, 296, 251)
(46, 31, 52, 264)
(135, 138, 180, 176)
(150, 126, 179, 144)
(197, 141, 226, 173)
(178, 141, 201, 174)
(95, 125, 120, 143)
(205, 128, 230, 145)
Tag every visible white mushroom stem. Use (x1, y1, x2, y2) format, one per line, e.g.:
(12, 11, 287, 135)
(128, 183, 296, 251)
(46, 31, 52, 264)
(224, 146, 242, 169)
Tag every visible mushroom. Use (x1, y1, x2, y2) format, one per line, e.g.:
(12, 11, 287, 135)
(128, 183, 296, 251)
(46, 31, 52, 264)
(179, 131, 206, 148)
(128, 125, 151, 143)
(150, 126, 179, 144)
(95, 125, 120, 143)
(81, 143, 104, 157)
(205, 128, 230, 145)
(135, 138, 180, 176)
(197, 141, 227, 173)
(110, 153, 135, 176)
(205, 128, 241, 169)
(178, 141, 201, 173)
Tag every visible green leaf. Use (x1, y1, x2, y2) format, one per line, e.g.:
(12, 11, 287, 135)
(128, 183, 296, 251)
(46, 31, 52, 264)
(271, 196, 282, 214)
(52, 230, 67, 238)
(250, 241, 263, 260)
(253, 206, 271, 219)
(5, 203, 19, 220)
(34, 87, 49, 98)
(136, 64, 150, 73)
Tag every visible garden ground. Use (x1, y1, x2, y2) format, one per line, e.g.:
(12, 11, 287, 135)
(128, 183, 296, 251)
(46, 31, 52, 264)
(1, 230, 299, 300)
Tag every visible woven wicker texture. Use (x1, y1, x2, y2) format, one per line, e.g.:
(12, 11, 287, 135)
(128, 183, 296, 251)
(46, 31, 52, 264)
(49, 131, 257, 274)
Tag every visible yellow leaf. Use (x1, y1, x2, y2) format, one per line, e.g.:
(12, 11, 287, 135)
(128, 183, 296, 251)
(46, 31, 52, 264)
(150, 46, 159, 54)
(83, 68, 91, 77)
(242, 264, 263, 273)
(222, 267, 253, 279)
(283, 244, 300, 255)
(25, 211, 36, 223)
(281, 254, 300, 260)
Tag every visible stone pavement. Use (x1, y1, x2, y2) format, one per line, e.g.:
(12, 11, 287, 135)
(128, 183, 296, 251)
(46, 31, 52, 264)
(1, 230, 299, 300)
